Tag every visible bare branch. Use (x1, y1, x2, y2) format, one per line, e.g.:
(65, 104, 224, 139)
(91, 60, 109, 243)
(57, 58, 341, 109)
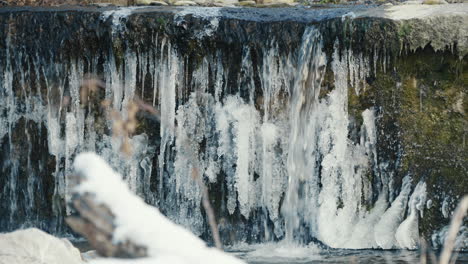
(133, 93, 221, 249)
(439, 195, 468, 264)
(66, 175, 147, 258)
(192, 167, 222, 249)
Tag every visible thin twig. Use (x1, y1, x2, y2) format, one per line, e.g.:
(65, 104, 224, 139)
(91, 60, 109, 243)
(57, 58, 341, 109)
(142, 96, 221, 248)
(138, 92, 221, 249)
(420, 239, 427, 264)
(134, 97, 161, 123)
(439, 195, 468, 264)
(192, 167, 222, 249)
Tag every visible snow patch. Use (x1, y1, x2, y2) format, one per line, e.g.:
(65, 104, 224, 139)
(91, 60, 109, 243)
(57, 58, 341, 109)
(73, 152, 245, 264)
(0, 228, 82, 264)
(383, 4, 468, 20)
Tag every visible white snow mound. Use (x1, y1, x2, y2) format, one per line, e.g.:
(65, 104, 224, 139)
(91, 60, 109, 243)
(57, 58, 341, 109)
(73, 152, 245, 264)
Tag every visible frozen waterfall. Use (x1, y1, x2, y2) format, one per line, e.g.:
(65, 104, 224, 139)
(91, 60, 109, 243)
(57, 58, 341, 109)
(0, 9, 434, 250)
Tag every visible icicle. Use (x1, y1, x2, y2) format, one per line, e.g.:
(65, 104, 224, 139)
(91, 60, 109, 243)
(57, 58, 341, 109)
(257, 45, 288, 237)
(151, 33, 159, 107)
(374, 175, 413, 249)
(395, 181, 427, 249)
(215, 95, 259, 217)
(213, 51, 225, 103)
(231, 98, 258, 217)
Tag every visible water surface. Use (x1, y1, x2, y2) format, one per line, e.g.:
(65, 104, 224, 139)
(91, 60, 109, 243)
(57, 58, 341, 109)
(229, 243, 468, 264)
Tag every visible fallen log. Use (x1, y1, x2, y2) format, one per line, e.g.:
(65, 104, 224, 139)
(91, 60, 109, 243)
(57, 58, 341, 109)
(66, 194, 147, 258)
(66, 153, 148, 258)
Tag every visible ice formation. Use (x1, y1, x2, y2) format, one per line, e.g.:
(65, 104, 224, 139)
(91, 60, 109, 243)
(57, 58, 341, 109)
(395, 181, 427, 249)
(374, 176, 412, 249)
(432, 225, 468, 250)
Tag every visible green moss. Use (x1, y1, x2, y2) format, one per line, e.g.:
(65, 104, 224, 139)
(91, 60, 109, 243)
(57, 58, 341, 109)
(337, 41, 466, 238)
(156, 17, 166, 30)
(367, 47, 467, 238)
(347, 82, 374, 127)
(398, 22, 412, 39)
(318, 63, 335, 99)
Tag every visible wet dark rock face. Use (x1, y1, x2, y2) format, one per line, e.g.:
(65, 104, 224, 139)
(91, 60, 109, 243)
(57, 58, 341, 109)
(0, 5, 466, 248)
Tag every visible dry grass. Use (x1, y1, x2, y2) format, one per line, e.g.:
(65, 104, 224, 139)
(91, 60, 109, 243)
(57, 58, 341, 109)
(439, 195, 468, 264)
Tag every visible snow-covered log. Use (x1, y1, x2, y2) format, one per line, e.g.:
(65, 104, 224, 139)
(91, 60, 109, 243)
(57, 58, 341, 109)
(67, 152, 245, 264)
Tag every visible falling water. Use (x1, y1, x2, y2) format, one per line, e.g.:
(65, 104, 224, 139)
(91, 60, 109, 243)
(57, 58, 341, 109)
(282, 27, 326, 244)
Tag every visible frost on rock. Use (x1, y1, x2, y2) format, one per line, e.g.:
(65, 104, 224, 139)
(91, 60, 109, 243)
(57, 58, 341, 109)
(101, 7, 147, 34)
(73, 152, 245, 264)
(442, 197, 451, 219)
(432, 225, 468, 250)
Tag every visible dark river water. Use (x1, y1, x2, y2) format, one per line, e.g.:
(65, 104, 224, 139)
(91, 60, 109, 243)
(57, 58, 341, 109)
(74, 240, 468, 263)
(227, 243, 468, 264)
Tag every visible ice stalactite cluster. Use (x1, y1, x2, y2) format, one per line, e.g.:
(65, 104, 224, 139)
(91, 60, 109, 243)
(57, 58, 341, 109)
(0, 7, 434, 250)
(0, 11, 155, 233)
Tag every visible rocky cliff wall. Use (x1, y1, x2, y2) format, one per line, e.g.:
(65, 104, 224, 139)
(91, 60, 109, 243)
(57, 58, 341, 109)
(0, 4, 466, 249)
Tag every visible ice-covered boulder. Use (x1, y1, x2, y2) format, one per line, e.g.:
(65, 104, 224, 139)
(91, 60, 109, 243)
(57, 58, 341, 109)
(0, 228, 83, 264)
